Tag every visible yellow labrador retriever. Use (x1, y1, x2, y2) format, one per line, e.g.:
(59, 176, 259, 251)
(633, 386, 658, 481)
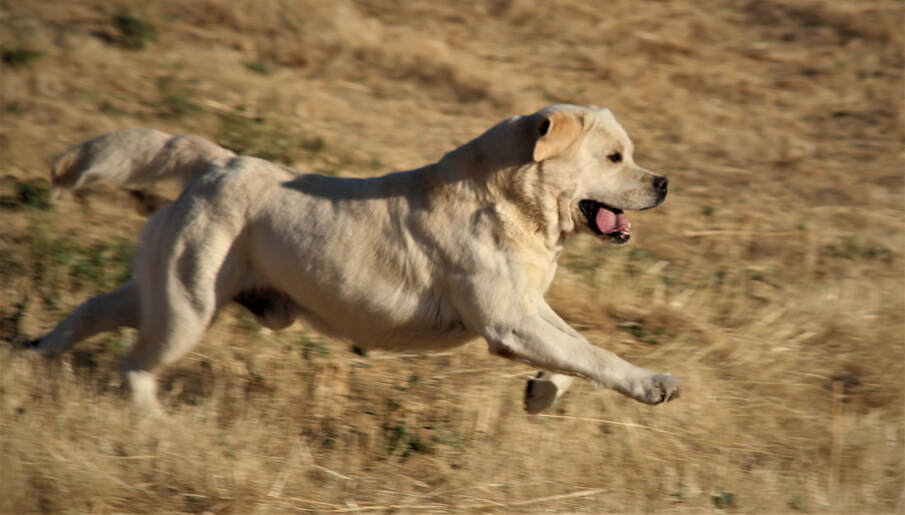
(32, 104, 680, 413)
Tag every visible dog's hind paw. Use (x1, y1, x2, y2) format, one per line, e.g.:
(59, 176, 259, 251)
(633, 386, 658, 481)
(20, 336, 58, 356)
(16, 336, 42, 350)
(524, 373, 559, 414)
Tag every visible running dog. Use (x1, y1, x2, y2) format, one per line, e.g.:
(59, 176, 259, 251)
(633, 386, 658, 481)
(32, 104, 681, 414)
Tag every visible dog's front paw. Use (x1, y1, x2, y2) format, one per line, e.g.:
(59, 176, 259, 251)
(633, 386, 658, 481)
(524, 373, 560, 414)
(632, 373, 681, 405)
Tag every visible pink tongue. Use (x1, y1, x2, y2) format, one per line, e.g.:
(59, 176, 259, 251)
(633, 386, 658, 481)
(595, 208, 630, 234)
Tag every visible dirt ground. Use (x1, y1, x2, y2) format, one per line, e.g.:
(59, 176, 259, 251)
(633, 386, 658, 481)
(1, 0, 903, 512)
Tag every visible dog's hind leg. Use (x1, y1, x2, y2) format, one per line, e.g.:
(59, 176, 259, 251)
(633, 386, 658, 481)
(120, 280, 218, 414)
(31, 280, 139, 354)
(119, 216, 244, 413)
(121, 319, 212, 414)
(119, 251, 227, 413)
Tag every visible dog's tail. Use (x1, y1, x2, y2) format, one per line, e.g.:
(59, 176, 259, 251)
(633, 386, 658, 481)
(51, 128, 236, 200)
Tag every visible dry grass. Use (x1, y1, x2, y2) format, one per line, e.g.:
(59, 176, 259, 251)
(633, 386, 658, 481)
(1, 0, 903, 512)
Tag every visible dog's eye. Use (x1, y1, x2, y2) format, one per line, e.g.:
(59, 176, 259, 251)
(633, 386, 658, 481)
(607, 151, 622, 163)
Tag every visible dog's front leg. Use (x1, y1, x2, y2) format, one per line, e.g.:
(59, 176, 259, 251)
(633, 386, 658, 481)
(484, 306, 681, 405)
(524, 302, 578, 413)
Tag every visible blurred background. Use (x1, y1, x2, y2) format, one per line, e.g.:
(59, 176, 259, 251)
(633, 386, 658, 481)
(1, 1, 902, 512)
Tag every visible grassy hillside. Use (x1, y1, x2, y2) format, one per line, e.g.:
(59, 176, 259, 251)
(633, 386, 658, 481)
(1, 1, 902, 512)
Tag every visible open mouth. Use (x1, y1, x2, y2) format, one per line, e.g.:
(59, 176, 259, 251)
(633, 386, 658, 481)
(578, 199, 631, 244)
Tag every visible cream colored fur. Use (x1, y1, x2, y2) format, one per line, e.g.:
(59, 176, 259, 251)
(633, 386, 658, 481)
(34, 105, 681, 414)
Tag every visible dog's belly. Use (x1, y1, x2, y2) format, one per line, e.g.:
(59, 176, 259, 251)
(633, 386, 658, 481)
(277, 287, 476, 351)
(245, 240, 477, 351)
(361, 322, 477, 352)
(293, 286, 475, 351)
(244, 187, 480, 352)
(234, 279, 476, 351)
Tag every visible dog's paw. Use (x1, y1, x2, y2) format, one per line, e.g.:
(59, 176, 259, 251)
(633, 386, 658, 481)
(524, 374, 560, 414)
(20, 336, 63, 357)
(634, 373, 681, 404)
(14, 336, 42, 350)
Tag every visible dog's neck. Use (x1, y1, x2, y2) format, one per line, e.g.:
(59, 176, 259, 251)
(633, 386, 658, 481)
(433, 120, 576, 254)
(436, 116, 532, 175)
(500, 161, 576, 252)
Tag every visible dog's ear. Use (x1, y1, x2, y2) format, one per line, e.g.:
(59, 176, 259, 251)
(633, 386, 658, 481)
(532, 111, 584, 162)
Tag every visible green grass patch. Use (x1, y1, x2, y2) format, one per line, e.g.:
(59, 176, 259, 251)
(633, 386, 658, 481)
(299, 334, 330, 361)
(0, 179, 52, 211)
(619, 322, 665, 346)
(98, 100, 125, 115)
(154, 76, 201, 119)
(215, 112, 325, 165)
(1, 45, 43, 67)
(69, 238, 134, 290)
(712, 489, 735, 509)
(111, 10, 158, 50)
(27, 225, 134, 309)
(381, 421, 465, 457)
(823, 236, 891, 261)
(234, 310, 260, 335)
(243, 60, 276, 75)
(425, 424, 465, 450)
(382, 422, 434, 458)
(0, 246, 25, 284)
(2, 101, 26, 115)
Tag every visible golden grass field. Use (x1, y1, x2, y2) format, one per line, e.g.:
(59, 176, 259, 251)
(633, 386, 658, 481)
(1, 0, 903, 512)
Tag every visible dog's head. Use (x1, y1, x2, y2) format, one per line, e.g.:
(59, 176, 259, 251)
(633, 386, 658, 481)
(528, 105, 667, 245)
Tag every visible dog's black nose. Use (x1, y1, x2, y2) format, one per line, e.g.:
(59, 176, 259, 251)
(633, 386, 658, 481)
(652, 175, 668, 193)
